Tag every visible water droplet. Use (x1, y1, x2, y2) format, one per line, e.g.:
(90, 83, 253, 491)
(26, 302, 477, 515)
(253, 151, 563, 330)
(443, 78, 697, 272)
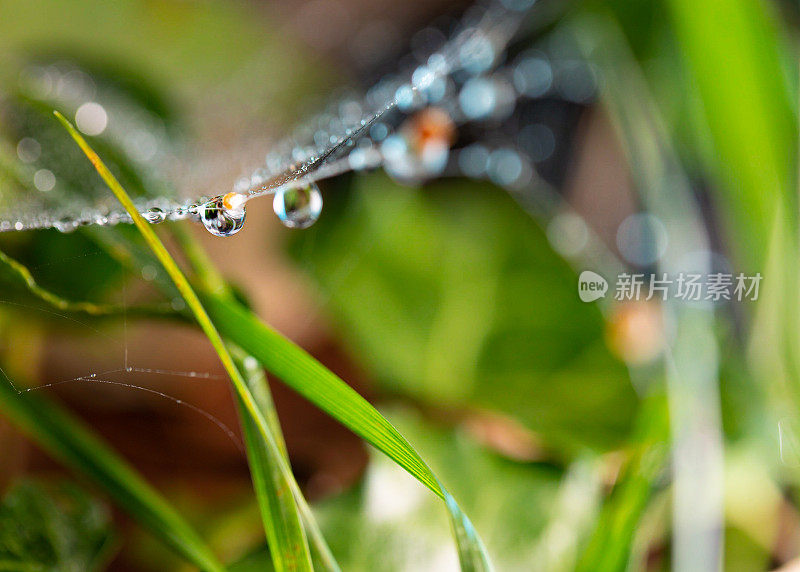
(17, 137, 41, 163)
(75, 101, 108, 136)
(200, 195, 246, 237)
(234, 176, 250, 193)
(33, 169, 56, 192)
(141, 265, 157, 281)
(513, 54, 552, 98)
(54, 217, 77, 233)
(144, 207, 166, 224)
(616, 213, 668, 267)
(273, 183, 323, 229)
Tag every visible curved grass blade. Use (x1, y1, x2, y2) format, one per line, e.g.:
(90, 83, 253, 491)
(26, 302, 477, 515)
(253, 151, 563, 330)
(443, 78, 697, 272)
(56, 111, 492, 572)
(235, 352, 338, 572)
(200, 293, 493, 571)
(54, 111, 314, 572)
(0, 230, 331, 570)
(234, 353, 340, 572)
(0, 377, 224, 572)
(667, 0, 800, 426)
(666, 0, 796, 268)
(0, 248, 172, 319)
(576, 395, 668, 571)
(172, 225, 339, 570)
(236, 395, 310, 572)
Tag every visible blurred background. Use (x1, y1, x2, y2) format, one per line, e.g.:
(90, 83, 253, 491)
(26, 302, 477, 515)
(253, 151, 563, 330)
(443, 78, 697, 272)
(0, 0, 797, 570)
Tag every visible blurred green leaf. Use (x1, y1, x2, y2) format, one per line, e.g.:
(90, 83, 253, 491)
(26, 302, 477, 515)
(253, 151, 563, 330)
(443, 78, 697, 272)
(663, 0, 800, 412)
(289, 173, 637, 451)
(0, 245, 174, 319)
(0, 480, 116, 572)
(665, 0, 796, 269)
(577, 394, 669, 571)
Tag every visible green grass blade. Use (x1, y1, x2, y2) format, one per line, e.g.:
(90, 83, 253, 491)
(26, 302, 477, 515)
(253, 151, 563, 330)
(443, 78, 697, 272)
(0, 377, 224, 572)
(55, 111, 314, 572)
(0, 247, 172, 319)
(235, 353, 340, 572)
(200, 293, 493, 571)
(56, 110, 491, 571)
(174, 223, 339, 571)
(237, 397, 310, 572)
(666, 0, 796, 268)
(235, 352, 337, 572)
(667, 0, 800, 410)
(577, 396, 668, 571)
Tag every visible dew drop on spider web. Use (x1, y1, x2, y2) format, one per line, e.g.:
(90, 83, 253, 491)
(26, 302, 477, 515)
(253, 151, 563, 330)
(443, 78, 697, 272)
(144, 207, 166, 224)
(53, 216, 78, 233)
(273, 182, 322, 229)
(199, 194, 246, 237)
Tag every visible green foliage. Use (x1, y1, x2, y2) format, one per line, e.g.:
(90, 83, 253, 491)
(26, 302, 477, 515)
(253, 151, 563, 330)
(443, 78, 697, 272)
(230, 408, 589, 571)
(289, 173, 637, 451)
(0, 481, 115, 572)
(58, 115, 493, 570)
(57, 111, 318, 572)
(666, 0, 796, 268)
(234, 353, 318, 572)
(0, 377, 225, 572)
(0, 0, 797, 568)
(313, 408, 567, 571)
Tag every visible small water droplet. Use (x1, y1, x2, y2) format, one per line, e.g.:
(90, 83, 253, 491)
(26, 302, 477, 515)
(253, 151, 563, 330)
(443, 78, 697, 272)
(141, 265, 157, 281)
(54, 217, 77, 233)
(200, 195, 246, 237)
(273, 183, 323, 229)
(144, 207, 166, 224)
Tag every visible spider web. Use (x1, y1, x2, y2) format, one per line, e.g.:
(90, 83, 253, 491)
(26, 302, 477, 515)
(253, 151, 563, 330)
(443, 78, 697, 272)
(0, 0, 570, 234)
(0, 0, 601, 457)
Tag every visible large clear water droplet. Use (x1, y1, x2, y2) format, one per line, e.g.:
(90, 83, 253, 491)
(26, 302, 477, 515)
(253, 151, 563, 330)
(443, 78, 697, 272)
(200, 196, 246, 237)
(273, 183, 322, 229)
(144, 207, 166, 224)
